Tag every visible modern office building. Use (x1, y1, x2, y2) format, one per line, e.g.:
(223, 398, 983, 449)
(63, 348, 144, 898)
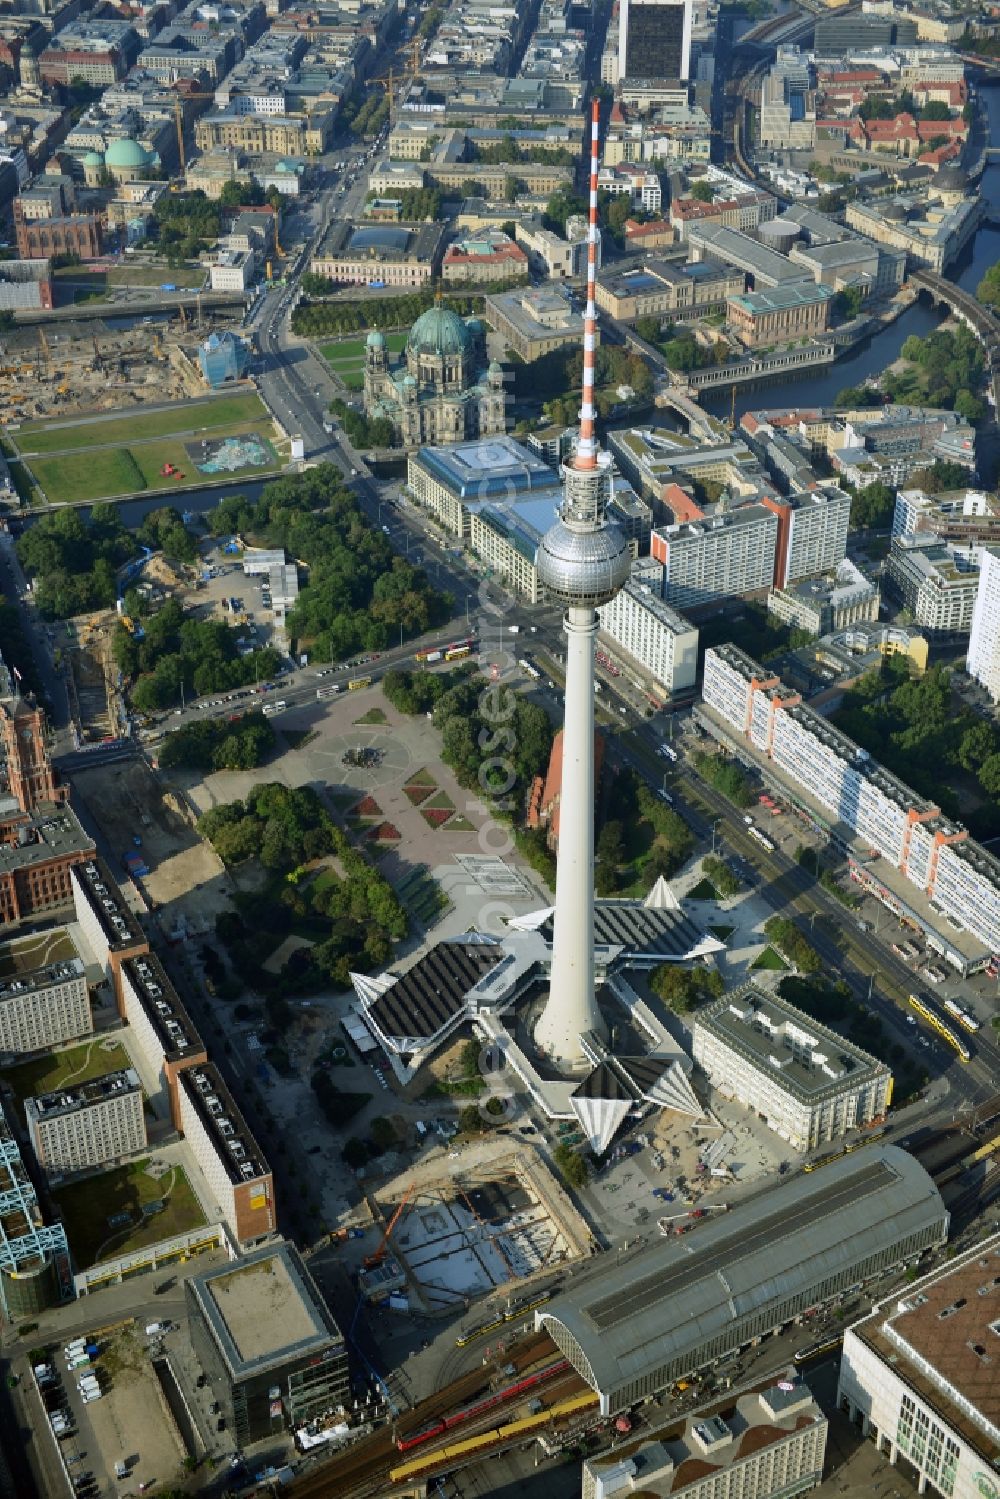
(966, 549, 1000, 703)
(26, 1068, 145, 1175)
(185, 1241, 349, 1447)
(838, 1236, 1000, 1499)
(699, 643, 1000, 961)
(537, 1146, 947, 1415)
(885, 537, 982, 636)
(70, 858, 148, 1013)
(767, 558, 880, 638)
(178, 1064, 274, 1246)
(891, 488, 1000, 547)
(652, 507, 780, 612)
(120, 953, 206, 1129)
(198, 331, 250, 387)
(407, 435, 561, 539)
(692, 983, 892, 1151)
(599, 571, 699, 696)
(0, 932, 90, 1055)
(582, 1370, 828, 1499)
(618, 0, 693, 82)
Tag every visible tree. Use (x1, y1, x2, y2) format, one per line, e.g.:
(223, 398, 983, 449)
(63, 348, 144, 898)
(850, 480, 895, 528)
(834, 384, 880, 409)
(834, 286, 864, 321)
(688, 179, 714, 202)
(650, 964, 724, 1012)
(954, 389, 985, 423)
(920, 100, 952, 121)
(958, 721, 997, 772)
(554, 1142, 588, 1188)
(978, 260, 1000, 311)
(979, 754, 1000, 800)
(635, 315, 662, 342)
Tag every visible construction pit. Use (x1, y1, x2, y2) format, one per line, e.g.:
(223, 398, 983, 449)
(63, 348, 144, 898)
(359, 1155, 591, 1315)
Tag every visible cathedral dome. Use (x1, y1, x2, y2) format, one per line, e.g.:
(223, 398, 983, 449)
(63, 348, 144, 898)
(105, 136, 154, 170)
(366, 329, 386, 349)
(407, 306, 472, 358)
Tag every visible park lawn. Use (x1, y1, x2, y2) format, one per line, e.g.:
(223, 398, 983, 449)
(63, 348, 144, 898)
(319, 333, 407, 366)
(29, 448, 147, 505)
(29, 424, 280, 503)
(0, 928, 76, 979)
(16, 392, 267, 451)
(5, 1040, 132, 1115)
(52, 265, 206, 289)
(52, 1159, 207, 1269)
(751, 945, 789, 972)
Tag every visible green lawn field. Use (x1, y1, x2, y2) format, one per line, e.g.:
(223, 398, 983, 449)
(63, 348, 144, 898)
(5, 1039, 132, 1114)
(53, 265, 207, 290)
(319, 333, 408, 367)
(27, 424, 281, 504)
(52, 1159, 207, 1269)
(16, 392, 268, 452)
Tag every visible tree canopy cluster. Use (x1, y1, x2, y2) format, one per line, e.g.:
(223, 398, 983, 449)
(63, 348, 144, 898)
(382, 664, 468, 716)
(697, 601, 814, 667)
(328, 397, 397, 451)
(205, 783, 406, 991)
(136, 505, 199, 563)
(650, 962, 724, 1013)
(661, 333, 726, 373)
(595, 768, 693, 894)
(702, 855, 741, 897)
(883, 328, 986, 422)
(206, 466, 451, 662)
(764, 916, 821, 974)
(848, 479, 895, 529)
(0, 594, 42, 698)
(291, 288, 482, 337)
(157, 710, 275, 772)
(113, 597, 280, 714)
(907, 459, 975, 493)
(17, 504, 136, 619)
(469, 136, 575, 167)
(977, 260, 1000, 311)
(692, 749, 754, 807)
(834, 660, 1000, 838)
(536, 343, 654, 425)
(152, 190, 220, 263)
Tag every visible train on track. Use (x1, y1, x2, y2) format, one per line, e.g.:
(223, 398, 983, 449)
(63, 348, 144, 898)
(389, 1391, 598, 1484)
(396, 1359, 569, 1452)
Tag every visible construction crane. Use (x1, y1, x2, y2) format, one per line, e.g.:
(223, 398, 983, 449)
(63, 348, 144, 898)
(369, 36, 423, 119)
(362, 1182, 415, 1269)
(37, 327, 52, 378)
(171, 92, 220, 174)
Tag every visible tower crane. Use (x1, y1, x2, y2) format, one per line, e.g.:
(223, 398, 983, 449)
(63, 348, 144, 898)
(171, 92, 222, 173)
(362, 1181, 415, 1268)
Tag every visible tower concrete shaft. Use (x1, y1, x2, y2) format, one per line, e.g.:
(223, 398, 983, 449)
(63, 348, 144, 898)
(533, 607, 605, 1065)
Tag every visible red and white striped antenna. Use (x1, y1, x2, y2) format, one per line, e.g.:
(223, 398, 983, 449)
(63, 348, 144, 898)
(575, 97, 601, 473)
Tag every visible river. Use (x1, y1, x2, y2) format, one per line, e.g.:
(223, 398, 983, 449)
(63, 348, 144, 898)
(696, 81, 1000, 434)
(26, 94, 1000, 530)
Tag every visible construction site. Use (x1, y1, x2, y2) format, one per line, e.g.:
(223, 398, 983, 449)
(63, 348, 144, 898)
(0, 308, 248, 427)
(350, 1153, 590, 1317)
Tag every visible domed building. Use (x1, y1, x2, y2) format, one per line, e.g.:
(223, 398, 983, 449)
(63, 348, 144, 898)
(363, 305, 506, 448)
(102, 137, 159, 185)
(933, 166, 969, 209)
(82, 150, 106, 188)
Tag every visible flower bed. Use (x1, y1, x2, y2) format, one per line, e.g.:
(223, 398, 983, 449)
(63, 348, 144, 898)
(421, 807, 451, 828)
(351, 795, 383, 818)
(404, 784, 434, 805)
(369, 822, 401, 842)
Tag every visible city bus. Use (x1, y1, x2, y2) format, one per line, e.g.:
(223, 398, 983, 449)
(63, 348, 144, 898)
(347, 675, 372, 691)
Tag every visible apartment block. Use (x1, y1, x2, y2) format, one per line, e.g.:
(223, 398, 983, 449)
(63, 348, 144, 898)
(966, 549, 1000, 703)
(692, 983, 892, 1151)
(885, 537, 982, 635)
(178, 1064, 274, 1246)
(839, 1237, 1000, 1499)
(120, 954, 207, 1129)
(26, 1068, 145, 1175)
(651, 508, 779, 612)
(583, 1370, 827, 1499)
(0, 935, 90, 1056)
(701, 643, 1000, 958)
(598, 574, 698, 695)
(892, 488, 1000, 548)
(767, 486, 851, 589)
(70, 858, 148, 1013)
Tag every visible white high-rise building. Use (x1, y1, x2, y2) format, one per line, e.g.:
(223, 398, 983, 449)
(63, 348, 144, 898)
(966, 548, 1000, 703)
(532, 104, 632, 1069)
(26, 1068, 145, 1174)
(618, 0, 693, 82)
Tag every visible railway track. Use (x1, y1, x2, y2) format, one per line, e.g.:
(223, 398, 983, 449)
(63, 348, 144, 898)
(288, 1333, 563, 1497)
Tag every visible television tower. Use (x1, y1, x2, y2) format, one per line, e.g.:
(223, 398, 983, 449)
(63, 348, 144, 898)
(533, 101, 631, 1069)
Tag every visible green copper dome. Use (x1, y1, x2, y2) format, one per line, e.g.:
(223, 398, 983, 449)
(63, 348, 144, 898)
(105, 137, 153, 169)
(407, 306, 472, 358)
